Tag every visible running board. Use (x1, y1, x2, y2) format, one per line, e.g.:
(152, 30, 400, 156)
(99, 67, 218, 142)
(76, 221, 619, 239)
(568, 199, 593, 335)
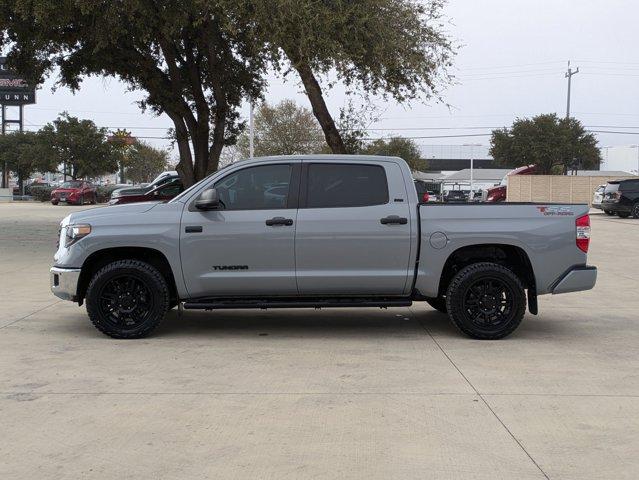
(183, 297, 412, 310)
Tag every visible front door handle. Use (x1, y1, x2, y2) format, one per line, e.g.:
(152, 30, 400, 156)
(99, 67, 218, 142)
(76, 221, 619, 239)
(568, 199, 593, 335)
(185, 225, 203, 233)
(265, 217, 294, 226)
(380, 215, 408, 225)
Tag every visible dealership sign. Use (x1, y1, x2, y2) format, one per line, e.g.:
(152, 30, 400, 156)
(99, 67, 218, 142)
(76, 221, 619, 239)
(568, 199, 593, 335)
(0, 57, 36, 105)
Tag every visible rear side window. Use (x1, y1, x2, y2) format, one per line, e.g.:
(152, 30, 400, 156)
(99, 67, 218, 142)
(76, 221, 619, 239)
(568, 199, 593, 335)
(307, 163, 389, 208)
(605, 183, 620, 193)
(620, 180, 639, 191)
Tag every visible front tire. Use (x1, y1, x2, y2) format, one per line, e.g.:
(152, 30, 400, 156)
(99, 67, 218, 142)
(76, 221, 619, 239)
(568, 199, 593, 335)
(446, 262, 526, 340)
(85, 260, 169, 339)
(632, 203, 639, 219)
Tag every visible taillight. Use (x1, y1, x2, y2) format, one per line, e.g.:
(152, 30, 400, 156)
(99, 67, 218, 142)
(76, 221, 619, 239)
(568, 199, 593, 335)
(422, 192, 429, 202)
(576, 215, 590, 253)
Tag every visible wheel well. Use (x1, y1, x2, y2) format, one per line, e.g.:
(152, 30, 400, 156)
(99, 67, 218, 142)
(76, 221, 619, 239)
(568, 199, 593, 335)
(77, 247, 178, 305)
(437, 244, 536, 297)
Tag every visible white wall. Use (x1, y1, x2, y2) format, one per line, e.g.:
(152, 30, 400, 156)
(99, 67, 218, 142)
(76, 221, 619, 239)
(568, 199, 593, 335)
(601, 146, 639, 175)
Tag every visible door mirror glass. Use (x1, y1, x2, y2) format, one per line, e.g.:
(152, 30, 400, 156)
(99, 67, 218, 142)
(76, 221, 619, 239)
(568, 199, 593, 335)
(195, 188, 222, 210)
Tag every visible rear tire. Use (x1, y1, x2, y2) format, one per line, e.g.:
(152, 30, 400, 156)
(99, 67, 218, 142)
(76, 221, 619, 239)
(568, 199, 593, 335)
(426, 297, 447, 314)
(85, 260, 169, 339)
(446, 262, 526, 340)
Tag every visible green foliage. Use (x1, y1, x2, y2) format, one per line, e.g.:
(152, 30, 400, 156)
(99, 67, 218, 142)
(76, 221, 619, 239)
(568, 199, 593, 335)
(0, 0, 268, 185)
(490, 114, 602, 175)
(123, 142, 170, 184)
(247, 0, 455, 151)
(28, 185, 53, 202)
(334, 101, 378, 155)
(236, 100, 325, 157)
(0, 0, 454, 174)
(362, 137, 424, 171)
(39, 113, 120, 179)
(254, 0, 454, 101)
(0, 131, 51, 192)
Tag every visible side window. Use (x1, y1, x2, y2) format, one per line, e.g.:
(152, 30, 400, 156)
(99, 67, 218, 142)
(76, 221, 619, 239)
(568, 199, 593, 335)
(214, 164, 292, 210)
(306, 163, 389, 208)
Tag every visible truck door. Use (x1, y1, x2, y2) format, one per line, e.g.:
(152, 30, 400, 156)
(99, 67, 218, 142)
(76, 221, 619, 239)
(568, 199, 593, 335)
(295, 160, 413, 295)
(180, 162, 300, 297)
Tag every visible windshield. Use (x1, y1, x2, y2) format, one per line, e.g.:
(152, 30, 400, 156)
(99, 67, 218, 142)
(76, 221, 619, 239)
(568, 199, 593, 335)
(61, 181, 82, 188)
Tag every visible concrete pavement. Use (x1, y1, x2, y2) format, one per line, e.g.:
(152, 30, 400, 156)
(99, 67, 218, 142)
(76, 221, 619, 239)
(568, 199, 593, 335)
(0, 202, 638, 479)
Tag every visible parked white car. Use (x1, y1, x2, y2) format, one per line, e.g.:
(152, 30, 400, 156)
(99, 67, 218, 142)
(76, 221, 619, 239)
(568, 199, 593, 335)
(592, 185, 606, 211)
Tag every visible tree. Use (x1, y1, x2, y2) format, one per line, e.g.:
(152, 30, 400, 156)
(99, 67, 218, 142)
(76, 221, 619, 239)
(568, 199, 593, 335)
(236, 100, 325, 157)
(0, 1, 453, 184)
(123, 142, 170, 184)
(249, 0, 454, 152)
(362, 137, 424, 171)
(490, 114, 601, 175)
(39, 113, 120, 179)
(0, 131, 48, 193)
(0, 0, 267, 186)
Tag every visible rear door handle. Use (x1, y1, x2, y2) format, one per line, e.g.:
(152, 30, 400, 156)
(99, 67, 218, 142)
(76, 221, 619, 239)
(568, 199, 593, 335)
(380, 215, 408, 225)
(265, 217, 294, 226)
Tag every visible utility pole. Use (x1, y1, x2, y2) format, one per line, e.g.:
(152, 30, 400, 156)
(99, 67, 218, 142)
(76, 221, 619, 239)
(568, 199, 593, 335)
(565, 61, 579, 119)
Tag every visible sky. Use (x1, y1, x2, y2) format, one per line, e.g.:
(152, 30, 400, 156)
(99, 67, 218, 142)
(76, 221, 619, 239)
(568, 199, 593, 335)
(8, 0, 639, 162)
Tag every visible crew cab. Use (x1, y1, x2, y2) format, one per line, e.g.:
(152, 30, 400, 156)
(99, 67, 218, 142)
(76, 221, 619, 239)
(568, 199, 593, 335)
(50, 155, 597, 340)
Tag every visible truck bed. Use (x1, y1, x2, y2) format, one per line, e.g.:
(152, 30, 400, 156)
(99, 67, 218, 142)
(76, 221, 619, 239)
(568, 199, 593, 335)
(415, 202, 590, 298)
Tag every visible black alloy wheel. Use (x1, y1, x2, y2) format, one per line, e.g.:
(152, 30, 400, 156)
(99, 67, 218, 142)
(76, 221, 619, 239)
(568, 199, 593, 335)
(632, 203, 639, 219)
(86, 260, 169, 338)
(446, 262, 526, 340)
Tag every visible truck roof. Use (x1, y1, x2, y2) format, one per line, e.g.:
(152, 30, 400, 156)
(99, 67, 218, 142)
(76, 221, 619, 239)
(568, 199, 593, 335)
(229, 154, 405, 164)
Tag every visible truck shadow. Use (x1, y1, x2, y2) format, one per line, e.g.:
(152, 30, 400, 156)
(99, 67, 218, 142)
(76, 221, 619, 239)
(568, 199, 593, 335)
(155, 307, 572, 340)
(156, 307, 441, 339)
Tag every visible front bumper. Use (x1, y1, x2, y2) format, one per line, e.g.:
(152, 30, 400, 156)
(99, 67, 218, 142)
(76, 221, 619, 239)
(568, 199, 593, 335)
(50, 267, 81, 301)
(551, 266, 597, 295)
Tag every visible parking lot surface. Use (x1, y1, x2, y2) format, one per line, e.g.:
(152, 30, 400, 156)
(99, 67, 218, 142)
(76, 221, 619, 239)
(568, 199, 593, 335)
(1, 202, 638, 479)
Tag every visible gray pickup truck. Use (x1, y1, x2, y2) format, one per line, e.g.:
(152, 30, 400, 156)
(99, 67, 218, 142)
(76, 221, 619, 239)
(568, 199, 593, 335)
(51, 155, 597, 340)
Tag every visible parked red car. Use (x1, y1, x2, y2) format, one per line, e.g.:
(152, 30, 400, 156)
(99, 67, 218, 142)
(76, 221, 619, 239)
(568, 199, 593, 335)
(108, 179, 183, 205)
(51, 180, 97, 205)
(485, 165, 536, 202)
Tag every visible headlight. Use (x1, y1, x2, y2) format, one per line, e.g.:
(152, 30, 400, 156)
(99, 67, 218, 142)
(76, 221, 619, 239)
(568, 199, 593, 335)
(65, 224, 91, 247)
(111, 190, 120, 198)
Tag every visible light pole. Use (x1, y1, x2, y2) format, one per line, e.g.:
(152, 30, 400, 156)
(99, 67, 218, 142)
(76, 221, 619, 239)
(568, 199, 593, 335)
(249, 99, 254, 159)
(463, 143, 482, 197)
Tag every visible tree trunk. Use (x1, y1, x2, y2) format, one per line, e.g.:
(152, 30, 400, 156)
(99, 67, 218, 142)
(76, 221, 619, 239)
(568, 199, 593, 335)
(295, 62, 346, 154)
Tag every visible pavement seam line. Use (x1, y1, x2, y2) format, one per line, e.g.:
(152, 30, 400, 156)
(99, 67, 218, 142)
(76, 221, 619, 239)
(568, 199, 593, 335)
(0, 300, 62, 330)
(418, 318, 551, 480)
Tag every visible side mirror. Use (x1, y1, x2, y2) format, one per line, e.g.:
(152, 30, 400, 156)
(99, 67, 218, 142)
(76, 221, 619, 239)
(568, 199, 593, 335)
(195, 188, 221, 210)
